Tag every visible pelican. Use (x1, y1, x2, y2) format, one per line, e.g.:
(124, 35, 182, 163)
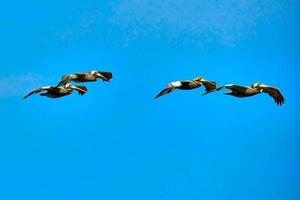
(205, 83, 285, 106)
(154, 76, 216, 99)
(251, 82, 285, 105)
(23, 83, 87, 99)
(57, 70, 112, 86)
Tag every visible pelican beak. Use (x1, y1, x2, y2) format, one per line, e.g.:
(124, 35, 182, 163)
(96, 72, 110, 82)
(71, 86, 86, 93)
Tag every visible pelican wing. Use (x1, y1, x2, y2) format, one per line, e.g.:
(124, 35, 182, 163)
(222, 84, 250, 92)
(57, 75, 73, 86)
(70, 85, 88, 96)
(256, 85, 285, 106)
(203, 84, 247, 95)
(23, 86, 52, 99)
(57, 73, 89, 86)
(154, 86, 175, 99)
(201, 79, 217, 94)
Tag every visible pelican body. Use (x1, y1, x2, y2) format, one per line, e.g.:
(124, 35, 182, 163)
(23, 83, 87, 99)
(206, 83, 285, 106)
(155, 77, 216, 99)
(218, 84, 261, 97)
(172, 81, 200, 90)
(58, 70, 112, 86)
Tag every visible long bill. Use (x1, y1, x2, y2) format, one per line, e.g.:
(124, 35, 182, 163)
(70, 85, 87, 93)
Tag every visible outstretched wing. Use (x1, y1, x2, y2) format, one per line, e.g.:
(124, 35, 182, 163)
(154, 86, 175, 99)
(57, 75, 73, 86)
(224, 84, 250, 92)
(23, 86, 52, 99)
(256, 85, 285, 106)
(200, 79, 216, 95)
(70, 85, 88, 96)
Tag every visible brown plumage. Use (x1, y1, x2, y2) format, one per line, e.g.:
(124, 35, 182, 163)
(155, 77, 216, 99)
(251, 83, 285, 106)
(57, 70, 112, 86)
(23, 83, 87, 99)
(204, 83, 285, 106)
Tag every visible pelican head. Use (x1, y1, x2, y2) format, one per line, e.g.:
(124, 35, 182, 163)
(91, 70, 109, 81)
(91, 70, 100, 77)
(64, 83, 73, 92)
(193, 76, 202, 82)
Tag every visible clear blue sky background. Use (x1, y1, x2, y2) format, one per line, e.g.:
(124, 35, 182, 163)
(0, 1, 299, 199)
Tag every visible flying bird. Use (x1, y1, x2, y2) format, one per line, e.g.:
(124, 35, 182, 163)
(23, 83, 87, 99)
(154, 77, 216, 99)
(57, 70, 112, 86)
(251, 83, 285, 106)
(205, 83, 285, 106)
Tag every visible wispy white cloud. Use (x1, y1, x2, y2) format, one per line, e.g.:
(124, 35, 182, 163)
(0, 73, 56, 98)
(110, 0, 296, 46)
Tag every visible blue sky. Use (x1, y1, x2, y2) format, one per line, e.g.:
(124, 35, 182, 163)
(0, 0, 299, 199)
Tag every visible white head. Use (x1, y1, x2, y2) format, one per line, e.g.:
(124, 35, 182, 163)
(91, 70, 97, 75)
(91, 70, 110, 81)
(91, 70, 103, 78)
(64, 83, 71, 88)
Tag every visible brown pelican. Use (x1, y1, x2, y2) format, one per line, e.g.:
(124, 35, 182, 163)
(154, 77, 216, 99)
(206, 83, 285, 106)
(23, 83, 87, 99)
(57, 70, 112, 86)
(251, 82, 285, 106)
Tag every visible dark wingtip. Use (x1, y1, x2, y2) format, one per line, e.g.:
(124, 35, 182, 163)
(275, 100, 284, 106)
(201, 92, 208, 96)
(202, 89, 217, 96)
